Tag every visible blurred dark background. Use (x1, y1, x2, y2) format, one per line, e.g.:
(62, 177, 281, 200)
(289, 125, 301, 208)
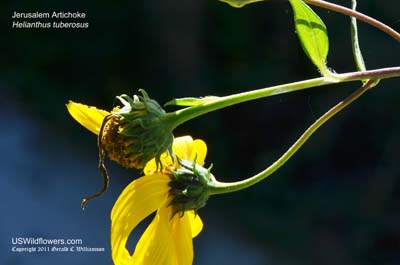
(1, 0, 400, 264)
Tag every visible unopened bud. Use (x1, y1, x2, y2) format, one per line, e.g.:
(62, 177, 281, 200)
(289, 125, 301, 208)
(169, 158, 213, 215)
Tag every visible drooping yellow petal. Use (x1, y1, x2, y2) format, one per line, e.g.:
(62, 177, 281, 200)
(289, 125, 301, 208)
(186, 210, 203, 238)
(171, 211, 196, 265)
(132, 206, 200, 265)
(111, 173, 170, 265)
(132, 206, 177, 265)
(66, 101, 109, 135)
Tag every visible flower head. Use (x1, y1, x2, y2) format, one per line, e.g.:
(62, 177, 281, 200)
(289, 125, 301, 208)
(67, 90, 174, 170)
(67, 90, 175, 207)
(111, 136, 209, 265)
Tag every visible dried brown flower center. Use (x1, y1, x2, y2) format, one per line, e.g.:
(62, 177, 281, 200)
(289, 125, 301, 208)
(101, 116, 144, 169)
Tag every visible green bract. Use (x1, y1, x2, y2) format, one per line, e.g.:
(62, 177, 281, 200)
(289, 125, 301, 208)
(169, 158, 213, 215)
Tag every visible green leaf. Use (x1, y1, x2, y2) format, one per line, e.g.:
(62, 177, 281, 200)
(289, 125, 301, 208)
(289, 0, 330, 75)
(164, 96, 219, 107)
(218, 0, 263, 8)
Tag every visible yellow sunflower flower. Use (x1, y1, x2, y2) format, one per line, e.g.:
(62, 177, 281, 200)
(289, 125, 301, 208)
(111, 136, 208, 265)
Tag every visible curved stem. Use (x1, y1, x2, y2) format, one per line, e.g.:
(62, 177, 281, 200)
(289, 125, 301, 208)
(350, 0, 366, 72)
(168, 66, 400, 128)
(304, 0, 400, 42)
(208, 79, 376, 195)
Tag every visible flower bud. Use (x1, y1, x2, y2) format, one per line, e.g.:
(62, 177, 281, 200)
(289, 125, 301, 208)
(101, 89, 174, 169)
(169, 158, 213, 215)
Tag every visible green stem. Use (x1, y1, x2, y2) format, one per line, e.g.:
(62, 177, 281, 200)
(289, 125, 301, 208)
(207, 79, 376, 195)
(170, 77, 328, 127)
(169, 66, 400, 128)
(303, 0, 400, 42)
(350, 0, 366, 72)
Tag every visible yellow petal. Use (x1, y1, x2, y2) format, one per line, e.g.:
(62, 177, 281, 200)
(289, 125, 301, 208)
(111, 173, 170, 265)
(187, 210, 203, 238)
(172, 135, 194, 160)
(190, 139, 207, 166)
(132, 206, 199, 265)
(143, 152, 174, 175)
(171, 211, 199, 265)
(132, 206, 177, 265)
(66, 101, 109, 135)
(143, 136, 209, 175)
(143, 136, 194, 175)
